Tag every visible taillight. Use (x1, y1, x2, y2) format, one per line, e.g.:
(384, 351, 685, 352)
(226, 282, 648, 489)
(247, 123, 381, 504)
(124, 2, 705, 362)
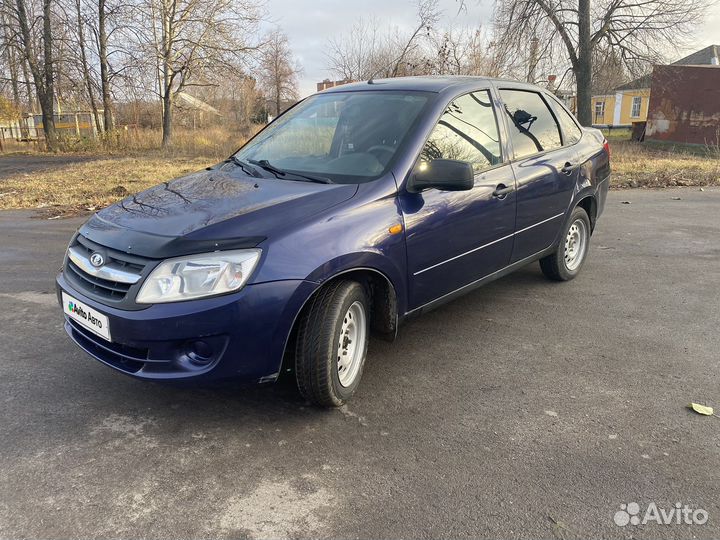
(603, 139, 610, 159)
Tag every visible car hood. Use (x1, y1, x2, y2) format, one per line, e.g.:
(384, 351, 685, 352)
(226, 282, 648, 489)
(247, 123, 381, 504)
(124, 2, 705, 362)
(79, 168, 358, 258)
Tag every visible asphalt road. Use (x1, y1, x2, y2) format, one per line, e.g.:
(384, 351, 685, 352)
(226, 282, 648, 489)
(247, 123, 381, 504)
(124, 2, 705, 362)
(1, 189, 719, 539)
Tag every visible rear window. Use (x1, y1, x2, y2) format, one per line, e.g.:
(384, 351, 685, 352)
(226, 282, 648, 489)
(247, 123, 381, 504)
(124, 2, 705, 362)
(548, 97, 582, 145)
(499, 89, 562, 159)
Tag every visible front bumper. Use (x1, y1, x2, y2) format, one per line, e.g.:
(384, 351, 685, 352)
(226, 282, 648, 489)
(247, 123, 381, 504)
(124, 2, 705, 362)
(56, 273, 317, 382)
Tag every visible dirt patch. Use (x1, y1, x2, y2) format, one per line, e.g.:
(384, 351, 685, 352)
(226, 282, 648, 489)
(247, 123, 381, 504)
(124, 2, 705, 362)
(217, 476, 336, 538)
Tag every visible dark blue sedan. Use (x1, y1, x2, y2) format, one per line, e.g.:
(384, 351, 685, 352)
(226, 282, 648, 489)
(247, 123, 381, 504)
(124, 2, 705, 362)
(56, 76, 610, 407)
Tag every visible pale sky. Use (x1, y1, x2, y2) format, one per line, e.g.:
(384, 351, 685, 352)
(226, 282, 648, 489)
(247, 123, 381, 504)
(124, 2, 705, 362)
(264, 0, 720, 98)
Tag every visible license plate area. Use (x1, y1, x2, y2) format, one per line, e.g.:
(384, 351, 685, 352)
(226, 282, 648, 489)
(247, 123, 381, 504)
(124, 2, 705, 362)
(62, 292, 111, 342)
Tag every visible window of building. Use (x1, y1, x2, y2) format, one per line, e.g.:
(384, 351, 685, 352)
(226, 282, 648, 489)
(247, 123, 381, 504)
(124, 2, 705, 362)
(419, 90, 502, 173)
(594, 101, 605, 122)
(631, 96, 642, 118)
(499, 89, 562, 159)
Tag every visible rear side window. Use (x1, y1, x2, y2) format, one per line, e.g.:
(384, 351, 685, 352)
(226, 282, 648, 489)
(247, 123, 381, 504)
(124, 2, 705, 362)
(419, 90, 502, 173)
(499, 89, 562, 159)
(548, 96, 582, 145)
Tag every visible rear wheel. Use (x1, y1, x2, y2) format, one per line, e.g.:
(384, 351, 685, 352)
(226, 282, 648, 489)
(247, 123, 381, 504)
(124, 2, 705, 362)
(540, 206, 591, 281)
(294, 280, 369, 407)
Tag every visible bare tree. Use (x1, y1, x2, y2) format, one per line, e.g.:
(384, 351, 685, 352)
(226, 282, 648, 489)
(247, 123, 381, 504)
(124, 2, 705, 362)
(134, 0, 263, 146)
(591, 46, 626, 96)
(326, 17, 389, 81)
(326, 0, 440, 81)
(387, 0, 439, 77)
(493, 0, 709, 125)
(0, 7, 22, 108)
(259, 29, 300, 117)
(13, 0, 58, 148)
(424, 26, 502, 76)
(97, 0, 114, 131)
(74, 0, 102, 132)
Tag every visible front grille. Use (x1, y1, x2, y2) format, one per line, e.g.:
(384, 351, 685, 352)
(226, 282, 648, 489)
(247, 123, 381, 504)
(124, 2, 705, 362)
(66, 259, 133, 299)
(63, 234, 153, 308)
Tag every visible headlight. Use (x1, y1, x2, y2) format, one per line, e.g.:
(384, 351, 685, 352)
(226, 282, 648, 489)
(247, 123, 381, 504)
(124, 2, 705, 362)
(136, 249, 261, 304)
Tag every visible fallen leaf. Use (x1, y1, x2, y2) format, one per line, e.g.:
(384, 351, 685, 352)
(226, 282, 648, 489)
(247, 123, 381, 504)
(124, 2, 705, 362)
(690, 403, 715, 416)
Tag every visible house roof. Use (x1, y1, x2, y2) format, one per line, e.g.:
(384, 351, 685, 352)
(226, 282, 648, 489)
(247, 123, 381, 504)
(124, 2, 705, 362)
(672, 45, 720, 66)
(176, 92, 221, 115)
(613, 74, 652, 92)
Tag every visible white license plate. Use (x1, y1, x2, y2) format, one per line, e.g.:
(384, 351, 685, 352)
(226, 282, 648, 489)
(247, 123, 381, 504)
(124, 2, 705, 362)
(62, 292, 112, 342)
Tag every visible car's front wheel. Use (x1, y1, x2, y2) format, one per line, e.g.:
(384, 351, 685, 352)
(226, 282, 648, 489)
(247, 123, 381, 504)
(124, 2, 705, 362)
(540, 205, 591, 281)
(294, 280, 369, 407)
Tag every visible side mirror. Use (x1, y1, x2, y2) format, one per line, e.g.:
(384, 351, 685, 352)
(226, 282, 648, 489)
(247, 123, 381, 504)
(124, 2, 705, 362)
(409, 159, 474, 193)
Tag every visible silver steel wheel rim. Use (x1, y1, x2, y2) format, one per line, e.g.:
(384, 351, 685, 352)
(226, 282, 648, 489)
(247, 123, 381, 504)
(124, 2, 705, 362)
(336, 301, 366, 387)
(564, 218, 588, 271)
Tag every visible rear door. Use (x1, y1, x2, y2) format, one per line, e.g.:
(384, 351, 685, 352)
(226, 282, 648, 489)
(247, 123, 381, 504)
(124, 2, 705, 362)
(497, 88, 579, 262)
(399, 89, 517, 309)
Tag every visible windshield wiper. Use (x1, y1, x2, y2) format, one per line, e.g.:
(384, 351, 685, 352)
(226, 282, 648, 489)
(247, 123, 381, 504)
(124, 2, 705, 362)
(249, 159, 333, 184)
(225, 156, 262, 178)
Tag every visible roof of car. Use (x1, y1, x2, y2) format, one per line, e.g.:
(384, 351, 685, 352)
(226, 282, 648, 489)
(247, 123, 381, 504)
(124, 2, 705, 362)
(319, 75, 537, 94)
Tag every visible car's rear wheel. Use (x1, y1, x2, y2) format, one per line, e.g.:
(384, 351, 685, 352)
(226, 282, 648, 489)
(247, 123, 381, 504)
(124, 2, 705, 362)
(294, 280, 369, 407)
(540, 206, 591, 281)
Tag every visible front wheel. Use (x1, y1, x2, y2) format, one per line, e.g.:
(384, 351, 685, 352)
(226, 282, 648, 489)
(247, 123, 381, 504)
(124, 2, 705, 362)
(540, 206, 591, 281)
(294, 280, 369, 407)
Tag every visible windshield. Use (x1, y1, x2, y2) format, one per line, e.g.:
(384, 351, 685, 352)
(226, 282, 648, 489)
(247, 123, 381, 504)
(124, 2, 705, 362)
(234, 91, 431, 184)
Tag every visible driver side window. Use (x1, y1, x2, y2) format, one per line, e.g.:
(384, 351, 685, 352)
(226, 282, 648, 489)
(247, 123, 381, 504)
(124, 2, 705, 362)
(419, 90, 502, 174)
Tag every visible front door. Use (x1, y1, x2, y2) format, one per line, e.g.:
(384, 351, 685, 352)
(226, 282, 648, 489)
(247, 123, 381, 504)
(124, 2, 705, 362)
(399, 90, 517, 310)
(497, 88, 579, 262)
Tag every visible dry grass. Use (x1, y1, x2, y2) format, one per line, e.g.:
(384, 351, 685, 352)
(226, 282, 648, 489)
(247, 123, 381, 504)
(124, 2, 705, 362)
(611, 140, 720, 189)
(55, 126, 251, 160)
(0, 156, 213, 216)
(0, 127, 252, 216)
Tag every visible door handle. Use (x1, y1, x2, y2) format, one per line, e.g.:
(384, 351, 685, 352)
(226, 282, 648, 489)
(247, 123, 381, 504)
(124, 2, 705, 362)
(492, 184, 514, 198)
(561, 162, 575, 175)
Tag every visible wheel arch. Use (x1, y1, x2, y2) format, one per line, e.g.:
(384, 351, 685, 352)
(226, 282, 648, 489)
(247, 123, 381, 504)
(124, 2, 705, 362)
(567, 188, 598, 233)
(277, 265, 400, 379)
(575, 193, 598, 232)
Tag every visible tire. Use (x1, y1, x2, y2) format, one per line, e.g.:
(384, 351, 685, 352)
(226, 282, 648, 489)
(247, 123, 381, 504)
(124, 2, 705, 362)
(294, 280, 370, 407)
(540, 206, 591, 281)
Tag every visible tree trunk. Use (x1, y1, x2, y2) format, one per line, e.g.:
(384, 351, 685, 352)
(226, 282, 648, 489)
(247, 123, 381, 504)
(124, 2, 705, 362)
(275, 81, 281, 117)
(160, 1, 173, 147)
(21, 57, 34, 112)
(98, 0, 114, 132)
(1, 13, 22, 107)
(15, 0, 57, 150)
(7, 47, 21, 108)
(41, 0, 57, 147)
(575, 0, 593, 126)
(162, 92, 172, 147)
(76, 0, 103, 134)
